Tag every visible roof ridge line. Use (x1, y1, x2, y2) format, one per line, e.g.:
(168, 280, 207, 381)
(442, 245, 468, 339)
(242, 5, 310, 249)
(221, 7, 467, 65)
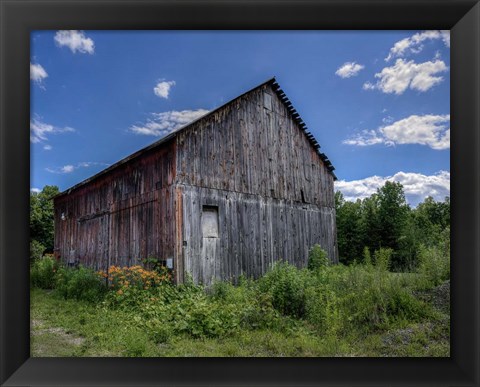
(269, 80, 336, 179)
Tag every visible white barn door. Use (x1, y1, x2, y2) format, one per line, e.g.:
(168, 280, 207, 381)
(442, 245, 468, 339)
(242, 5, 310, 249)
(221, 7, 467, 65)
(200, 205, 219, 285)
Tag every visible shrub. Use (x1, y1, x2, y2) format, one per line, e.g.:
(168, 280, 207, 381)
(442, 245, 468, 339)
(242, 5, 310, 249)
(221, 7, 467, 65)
(136, 289, 240, 339)
(304, 263, 430, 335)
(308, 245, 329, 271)
(417, 244, 450, 288)
(362, 246, 372, 266)
(385, 285, 427, 321)
(173, 296, 240, 338)
(305, 284, 343, 336)
(374, 247, 392, 271)
(55, 266, 107, 302)
(30, 240, 46, 263)
(258, 262, 313, 318)
(209, 280, 232, 301)
(31, 255, 58, 289)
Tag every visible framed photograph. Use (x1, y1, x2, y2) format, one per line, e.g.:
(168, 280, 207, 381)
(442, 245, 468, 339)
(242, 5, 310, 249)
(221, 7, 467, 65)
(1, 0, 479, 386)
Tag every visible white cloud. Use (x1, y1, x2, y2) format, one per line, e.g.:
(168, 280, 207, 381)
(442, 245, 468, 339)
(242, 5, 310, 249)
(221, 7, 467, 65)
(382, 116, 394, 124)
(343, 130, 384, 147)
(154, 80, 176, 99)
(335, 62, 365, 78)
(62, 165, 74, 173)
(385, 30, 450, 62)
(30, 63, 48, 84)
(43, 144, 52, 151)
(363, 59, 448, 95)
(335, 170, 450, 206)
(54, 30, 94, 54)
(362, 82, 376, 91)
(46, 161, 109, 174)
(381, 114, 450, 149)
(440, 30, 450, 48)
(30, 118, 75, 144)
(129, 109, 210, 137)
(30, 188, 41, 194)
(77, 161, 105, 168)
(343, 114, 450, 150)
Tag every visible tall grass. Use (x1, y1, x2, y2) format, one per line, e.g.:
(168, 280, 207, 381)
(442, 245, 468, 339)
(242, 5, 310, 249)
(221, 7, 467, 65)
(31, 255, 58, 289)
(31, 244, 448, 345)
(416, 244, 450, 288)
(55, 266, 107, 302)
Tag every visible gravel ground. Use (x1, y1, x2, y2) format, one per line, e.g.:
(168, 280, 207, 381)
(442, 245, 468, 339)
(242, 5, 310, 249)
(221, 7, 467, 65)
(416, 280, 450, 313)
(380, 280, 450, 356)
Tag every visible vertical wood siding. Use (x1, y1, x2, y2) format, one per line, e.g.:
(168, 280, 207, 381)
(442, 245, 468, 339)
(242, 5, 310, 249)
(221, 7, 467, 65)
(54, 141, 176, 271)
(176, 84, 335, 209)
(176, 83, 337, 283)
(181, 185, 337, 284)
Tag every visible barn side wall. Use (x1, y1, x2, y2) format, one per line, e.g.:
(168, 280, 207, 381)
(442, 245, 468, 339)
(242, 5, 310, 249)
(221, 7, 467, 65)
(180, 184, 337, 285)
(53, 141, 177, 272)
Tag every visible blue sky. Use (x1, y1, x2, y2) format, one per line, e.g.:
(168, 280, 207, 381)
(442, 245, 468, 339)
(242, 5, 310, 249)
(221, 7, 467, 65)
(31, 30, 450, 206)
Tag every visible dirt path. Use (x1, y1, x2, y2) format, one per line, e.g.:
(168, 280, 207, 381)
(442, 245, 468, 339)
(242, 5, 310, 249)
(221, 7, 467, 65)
(31, 319, 86, 357)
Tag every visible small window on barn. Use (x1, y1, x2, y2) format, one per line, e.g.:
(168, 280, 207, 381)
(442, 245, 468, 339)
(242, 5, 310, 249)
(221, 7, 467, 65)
(202, 205, 219, 238)
(264, 93, 272, 111)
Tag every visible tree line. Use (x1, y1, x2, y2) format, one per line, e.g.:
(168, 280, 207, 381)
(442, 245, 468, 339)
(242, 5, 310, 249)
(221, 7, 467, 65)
(335, 181, 450, 271)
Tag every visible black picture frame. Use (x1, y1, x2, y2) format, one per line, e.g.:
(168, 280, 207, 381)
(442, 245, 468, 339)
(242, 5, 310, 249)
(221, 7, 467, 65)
(1, 0, 479, 386)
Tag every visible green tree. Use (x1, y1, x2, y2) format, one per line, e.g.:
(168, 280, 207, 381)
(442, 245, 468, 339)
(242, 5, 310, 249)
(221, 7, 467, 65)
(376, 181, 409, 269)
(30, 185, 60, 250)
(359, 193, 381, 252)
(334, 185, 450, 272)
(335, 191, 363, 264)
(377, 182, 408, 248)
(413, 196, 450, 247)
(397, 208, 419, 270)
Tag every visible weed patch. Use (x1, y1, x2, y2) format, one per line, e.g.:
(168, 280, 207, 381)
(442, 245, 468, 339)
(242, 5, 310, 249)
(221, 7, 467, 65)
(30, 249, 450, 357)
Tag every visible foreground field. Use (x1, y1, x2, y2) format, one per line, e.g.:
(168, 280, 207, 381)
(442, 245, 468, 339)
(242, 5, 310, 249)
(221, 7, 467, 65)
(31, 256, 450, 357)
(31, 286, 449, 357)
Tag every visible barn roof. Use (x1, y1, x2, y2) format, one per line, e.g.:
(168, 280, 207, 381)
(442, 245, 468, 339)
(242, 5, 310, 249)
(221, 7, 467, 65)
(55, 77, 336, 198)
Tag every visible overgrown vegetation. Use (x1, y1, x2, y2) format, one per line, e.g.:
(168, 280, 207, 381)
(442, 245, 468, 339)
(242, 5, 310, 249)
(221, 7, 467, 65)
(30, 182, 450, 357)
(30, 243, 449, 356)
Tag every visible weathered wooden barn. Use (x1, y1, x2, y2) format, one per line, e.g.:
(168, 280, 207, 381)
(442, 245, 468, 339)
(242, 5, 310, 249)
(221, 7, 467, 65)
(53, 78, 338, 284)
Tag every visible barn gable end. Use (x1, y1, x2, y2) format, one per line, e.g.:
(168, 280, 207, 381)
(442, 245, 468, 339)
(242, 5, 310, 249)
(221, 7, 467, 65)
(175, 82, 335, 206)
(174, 81, 338, 284)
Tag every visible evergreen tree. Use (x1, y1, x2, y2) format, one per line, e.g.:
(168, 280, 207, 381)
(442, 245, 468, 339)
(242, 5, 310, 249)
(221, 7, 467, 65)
(360, 193, 381, 252)
(30, 185, 60, 251)
(377, 181, 409, 250)
(335, 191, 363, 264)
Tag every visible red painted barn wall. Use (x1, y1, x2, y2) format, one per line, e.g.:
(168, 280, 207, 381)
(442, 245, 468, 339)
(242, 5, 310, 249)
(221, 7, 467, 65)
(53, 140, 177, 272)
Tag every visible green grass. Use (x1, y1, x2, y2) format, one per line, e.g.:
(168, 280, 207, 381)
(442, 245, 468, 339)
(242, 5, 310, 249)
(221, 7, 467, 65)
(31, 277, 450, 357)
(30, 248, 450, 357)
